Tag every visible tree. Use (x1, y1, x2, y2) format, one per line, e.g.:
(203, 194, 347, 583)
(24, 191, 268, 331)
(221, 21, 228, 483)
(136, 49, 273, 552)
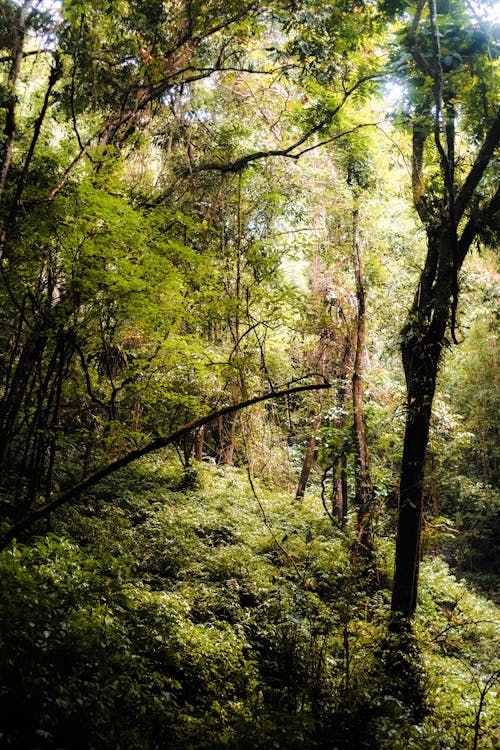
(351, 204, 374, 558)
(0, 0, 385, 537)
(390, 0, 500, 621)
(0, 0, 300, 516)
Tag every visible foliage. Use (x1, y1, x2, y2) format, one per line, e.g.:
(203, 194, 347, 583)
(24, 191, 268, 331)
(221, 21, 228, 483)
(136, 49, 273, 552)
(0, 459, 498, 749)
(0, 0, 498, 747)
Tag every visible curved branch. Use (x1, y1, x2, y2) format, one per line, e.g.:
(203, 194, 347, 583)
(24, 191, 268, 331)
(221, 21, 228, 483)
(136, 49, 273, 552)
(0, 380, 330, 551)
(455, 108, 500, 223)
(457, 181, 500, 264)
(189, 118, 381, 175)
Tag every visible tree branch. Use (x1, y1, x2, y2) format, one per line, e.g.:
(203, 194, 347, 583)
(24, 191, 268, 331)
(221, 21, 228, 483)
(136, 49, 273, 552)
(455, 108, 500, 222)
(187, 75, 383, 175)
(0, 49, 47, 64)
(412, 119, 432, 223)
(407, 0, 433, 77)
(457, 181, 500, 264)
(13, 54, 62, 207)
(0, 380, 330, 551)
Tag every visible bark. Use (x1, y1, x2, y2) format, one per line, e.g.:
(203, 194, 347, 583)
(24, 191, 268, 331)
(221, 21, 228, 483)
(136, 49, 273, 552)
(0, 331, 48, 475)
(334, 452, 348, 523)
(391, 336, 440, 617)
(296, 249, 352, 505)
(193, 425, 205, 461)
(351, 208, 373, 554)
(390, 7, 500, 621)
(332, 366, 351, 524)
(412, 119, 432, 223)
(0, 2, 28, 203)
(391, 220, 455, 619)
(455, 110, 500, 222)
(296, 413, 321, 500)
(217, 172, 244, 467)
(391, 223, 496, 618)
(215, 414, 237, 464)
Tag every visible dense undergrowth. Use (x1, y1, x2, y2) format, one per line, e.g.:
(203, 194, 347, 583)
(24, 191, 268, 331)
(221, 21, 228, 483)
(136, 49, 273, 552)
(0, 457, 498, 750)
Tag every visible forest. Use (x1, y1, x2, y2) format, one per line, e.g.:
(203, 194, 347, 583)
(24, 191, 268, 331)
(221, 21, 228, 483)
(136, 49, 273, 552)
(0, 0, 499, 748)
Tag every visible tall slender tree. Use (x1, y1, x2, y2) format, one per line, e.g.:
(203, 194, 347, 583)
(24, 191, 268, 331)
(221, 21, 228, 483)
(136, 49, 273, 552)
(390, 0, 500, 621)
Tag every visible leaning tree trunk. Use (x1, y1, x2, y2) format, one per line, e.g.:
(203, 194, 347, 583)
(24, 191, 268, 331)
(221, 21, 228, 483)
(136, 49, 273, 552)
(0, 381, 330, 551)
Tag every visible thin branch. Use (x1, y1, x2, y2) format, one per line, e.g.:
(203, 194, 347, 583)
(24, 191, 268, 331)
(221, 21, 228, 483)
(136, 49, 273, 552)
(431, 618, 499, 643)
(180, 2, 262, 53)
(321, 464, 341, 527)
(14, 54, 62, 207)
(185, 63, 296, 76)
(472, 670, 500, 750)
(70, 14, 86, 151)
(243, 440, 308, 586)
(291, 122, 382, 159)
(0, 49, 48, 64)
(29, 111, 132, 205)
(376, 124, 412, 178)
(240, 389, 330, 590)
(189, 111, 381, 176)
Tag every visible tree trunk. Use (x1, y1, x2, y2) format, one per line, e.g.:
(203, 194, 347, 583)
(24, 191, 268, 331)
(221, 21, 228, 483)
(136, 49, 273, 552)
(391, 336, 440, 618)
(390, 7, 500, 623)
(215, 414, 237, 464)
(351, 207, 373, 555)
(391, 228, 450, 619)
(0, 3, 28, 204)
(334, 452, 348, 523)
(193, 425, 205, 461)
(0, 331, 48, 476)
(296, 413, 321, 500)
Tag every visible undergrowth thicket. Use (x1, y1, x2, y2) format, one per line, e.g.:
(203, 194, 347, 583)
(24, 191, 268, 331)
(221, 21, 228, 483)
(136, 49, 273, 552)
(0, 457, 497, 749)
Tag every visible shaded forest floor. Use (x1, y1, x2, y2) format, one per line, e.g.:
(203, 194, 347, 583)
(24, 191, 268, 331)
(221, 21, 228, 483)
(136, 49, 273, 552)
(0, 456, 498, 749)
